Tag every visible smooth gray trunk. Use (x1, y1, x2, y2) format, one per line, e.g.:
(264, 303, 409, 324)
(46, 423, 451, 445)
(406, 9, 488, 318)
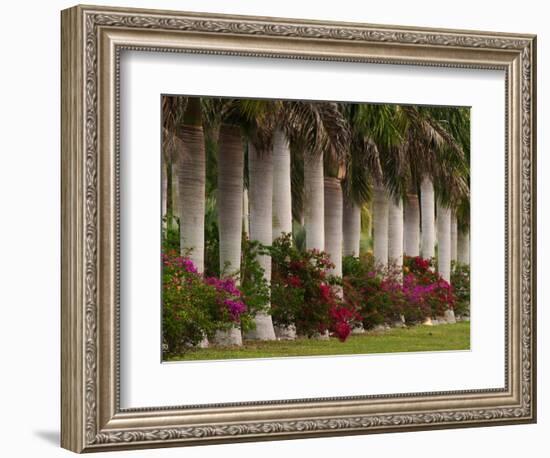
(242, 188, 249, 238)
(272, 129, 293, 241)
(458, 229, 470, 264)
(343, 194, 361, 257)
(372, 185, 389, 266)
(436, 203, 455, 323)
(420, 177, 436, 259)
(245, 142, 276, 340)
(324, 177, 343, 277)
(436, 202, 452, 282)
(176, 125, 205, 272)
(388, 197, 404, 273)
(216, 124, 244, 346)
(451, 213, 458, 262)
(172, 153, 181, 228)
(162, 159, 167, 218)
(404, 193, 420, 257)
(304, 152, 325, 250)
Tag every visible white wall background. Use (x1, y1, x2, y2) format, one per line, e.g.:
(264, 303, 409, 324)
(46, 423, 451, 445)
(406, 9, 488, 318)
(0, 0, 546, 456)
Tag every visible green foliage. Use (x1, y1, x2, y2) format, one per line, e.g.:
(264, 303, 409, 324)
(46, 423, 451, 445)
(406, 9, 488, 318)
(292, 222, 306, 253)
(162, 253, 239, 356)
(203, 195, 220, 277)
(238, 238, 271, 332)
(451, 261, 470, 317)
(162, 214, 180, 253)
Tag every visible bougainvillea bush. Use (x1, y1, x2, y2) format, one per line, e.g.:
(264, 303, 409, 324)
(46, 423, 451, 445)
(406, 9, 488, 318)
(162, 251, 248, 355)
(163, 236, 463, 353)
(403, 256, 456, 319)
(269, 234, 360, 341)
(343, 255, 457, 328)
(343, 255, 404, 329)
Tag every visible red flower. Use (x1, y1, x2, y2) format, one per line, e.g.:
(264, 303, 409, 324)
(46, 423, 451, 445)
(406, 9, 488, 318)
(319, 283, 331, 301)
(333, 321, 351, 342)
(288, 275, 302, 288)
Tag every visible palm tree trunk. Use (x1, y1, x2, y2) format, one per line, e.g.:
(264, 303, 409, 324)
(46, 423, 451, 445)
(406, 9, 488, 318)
(324, 177, 343, 276)
(304, 153, 325, 250)
(458, 229, 470, 264)
(436, 202, 456, 324)
(372, 185, 389, 266)
(162, 159, 167, 218)
(176, 127, 205, 272)
(451, 213, 458, 262)
(242, 188, 249, 238)
(436, 203, 451, 282)
(216, 123, 244, 346)
(272, 129, 292, 241)
(420, 177, 436, 259)
(404, 193, 420, 257)
(271, 130, 297, 340)
(171, 160, 180, 227)
(388, 197, 404, 273)
(343, 194, 361, 257)
(245, 142, 276, 341)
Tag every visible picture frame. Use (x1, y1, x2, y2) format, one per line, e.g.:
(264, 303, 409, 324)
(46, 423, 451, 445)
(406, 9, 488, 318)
(61, 4, 536, 453)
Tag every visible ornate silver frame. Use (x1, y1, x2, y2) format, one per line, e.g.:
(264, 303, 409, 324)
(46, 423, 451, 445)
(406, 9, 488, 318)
(61, 4, 537, 453)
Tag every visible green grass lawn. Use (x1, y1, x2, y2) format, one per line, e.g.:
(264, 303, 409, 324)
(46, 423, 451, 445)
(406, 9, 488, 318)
(166, 321, 470, 362)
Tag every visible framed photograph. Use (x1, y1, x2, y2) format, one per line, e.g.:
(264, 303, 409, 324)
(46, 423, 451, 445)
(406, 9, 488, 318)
(61, 4, 536, 453)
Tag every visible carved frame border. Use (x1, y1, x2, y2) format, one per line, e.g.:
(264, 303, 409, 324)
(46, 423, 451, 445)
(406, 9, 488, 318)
(61, 4, 536, 453)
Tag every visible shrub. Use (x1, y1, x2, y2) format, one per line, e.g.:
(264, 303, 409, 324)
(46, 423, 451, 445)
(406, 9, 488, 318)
(343, 255, 403, 329)
(162, 252, 247, 356)
(343, 255, 457, 327)
(451, 261, 470, 317)
(238, 237, 271, 333)
(403, 256, 456, 318)
(400, 273, 435, 324)
(161, 214, 180, 253)
(269, 234, 358, 339)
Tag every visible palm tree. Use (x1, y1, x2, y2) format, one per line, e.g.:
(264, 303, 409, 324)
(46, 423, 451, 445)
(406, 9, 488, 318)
(451, 213, 458, 262)
(272, 128, 293, 241)
(372, 184, 390, 265)
(457, 229, 470, 264)
(437, 107, 471, 268)
(242, 188, 249, 238)
(288, 101, 348, 256)
(162, 96, 183, 226)
(436, 202, 451, 282)
(215, 121, 244, 345)
(342, 107, 382, 258)
(342, 194, 361, 256)
(245, 139, 277, 341)
(324, 176, 343, 276)
(218, 123, 244, 277)
(304, 152, 325, 250)
(456, 194, 471, 265)
(174, 97, 206, 273)
(164, 96, 209, 347)
(424, 106, 470, 323)
(386, 106, 469, 267)
(339, 104, 390, 263)
(161, 159, 167, 218)
(388, 196, 404, 270)
(404, 192, 420, 256)
(420, 176, 436, 259)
